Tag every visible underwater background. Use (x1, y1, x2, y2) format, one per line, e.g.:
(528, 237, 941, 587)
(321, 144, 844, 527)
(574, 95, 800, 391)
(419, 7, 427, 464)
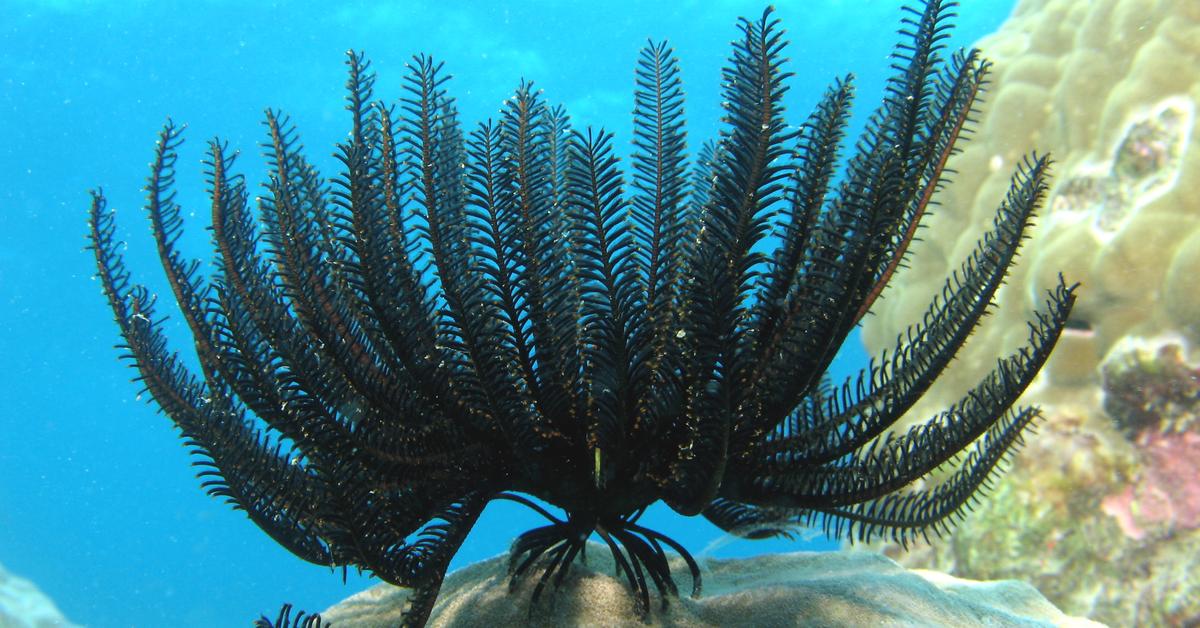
(1, 0, 1037, 625)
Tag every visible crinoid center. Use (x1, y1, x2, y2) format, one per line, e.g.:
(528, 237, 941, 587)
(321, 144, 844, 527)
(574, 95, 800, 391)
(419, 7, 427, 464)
(527, 474, 661, 522)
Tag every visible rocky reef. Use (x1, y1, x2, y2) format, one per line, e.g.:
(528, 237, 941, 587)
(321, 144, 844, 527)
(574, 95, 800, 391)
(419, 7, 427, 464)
(861, 0, 1200, 624)
(315, 545, 1098, 627)
(878, 337, 1200, 625)
(1100, 338, 1200, 541)
(0, 561, 79, 628)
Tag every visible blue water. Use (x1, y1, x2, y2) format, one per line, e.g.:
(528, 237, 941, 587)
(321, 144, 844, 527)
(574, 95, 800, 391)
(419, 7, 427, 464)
(0, 1, 1015, 625)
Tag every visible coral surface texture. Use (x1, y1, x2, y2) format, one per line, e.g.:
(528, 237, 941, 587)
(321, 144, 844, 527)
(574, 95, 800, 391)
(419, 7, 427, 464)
(864, 0, 1200, 625)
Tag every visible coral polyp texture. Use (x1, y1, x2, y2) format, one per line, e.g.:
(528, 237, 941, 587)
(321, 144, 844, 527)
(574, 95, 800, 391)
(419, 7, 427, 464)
(862, 0, 1199, 406)
(88, 2, 1076, 626)
(862, 0, 1200, 625)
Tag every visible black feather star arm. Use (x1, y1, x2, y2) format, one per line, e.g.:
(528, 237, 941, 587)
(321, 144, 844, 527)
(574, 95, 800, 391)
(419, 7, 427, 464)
(88, 2, 1076, 625)
(255, 603, 328, 628)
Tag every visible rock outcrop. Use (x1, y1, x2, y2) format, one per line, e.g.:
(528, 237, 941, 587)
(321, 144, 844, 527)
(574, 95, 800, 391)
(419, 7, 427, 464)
(860, 1, 1200, 624)
(0, 562, 79, 628)
(319, 546, 1099, 627)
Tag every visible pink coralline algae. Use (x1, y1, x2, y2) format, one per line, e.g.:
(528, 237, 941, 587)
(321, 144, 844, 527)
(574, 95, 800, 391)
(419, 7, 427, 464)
(1100, 340, 1200, 540)
(1101, 430, 1200, 540)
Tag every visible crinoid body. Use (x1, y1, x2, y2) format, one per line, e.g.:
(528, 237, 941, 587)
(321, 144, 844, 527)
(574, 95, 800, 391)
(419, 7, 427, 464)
(89, 1, 1076, 626)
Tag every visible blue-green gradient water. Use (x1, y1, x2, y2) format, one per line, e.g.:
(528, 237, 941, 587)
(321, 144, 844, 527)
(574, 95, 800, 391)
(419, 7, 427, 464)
(1, 1, 1014, 625)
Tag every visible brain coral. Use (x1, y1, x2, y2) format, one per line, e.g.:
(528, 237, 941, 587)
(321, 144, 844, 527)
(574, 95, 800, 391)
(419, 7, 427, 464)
(862, 0, 1200, 415)
(863, 1, 1200, 624)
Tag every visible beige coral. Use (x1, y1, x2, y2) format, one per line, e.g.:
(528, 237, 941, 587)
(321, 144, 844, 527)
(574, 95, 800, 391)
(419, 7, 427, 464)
(318, 545, 1099, 627)
(862, 0, 1200, 419)
(862, 1, 1200, 625)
